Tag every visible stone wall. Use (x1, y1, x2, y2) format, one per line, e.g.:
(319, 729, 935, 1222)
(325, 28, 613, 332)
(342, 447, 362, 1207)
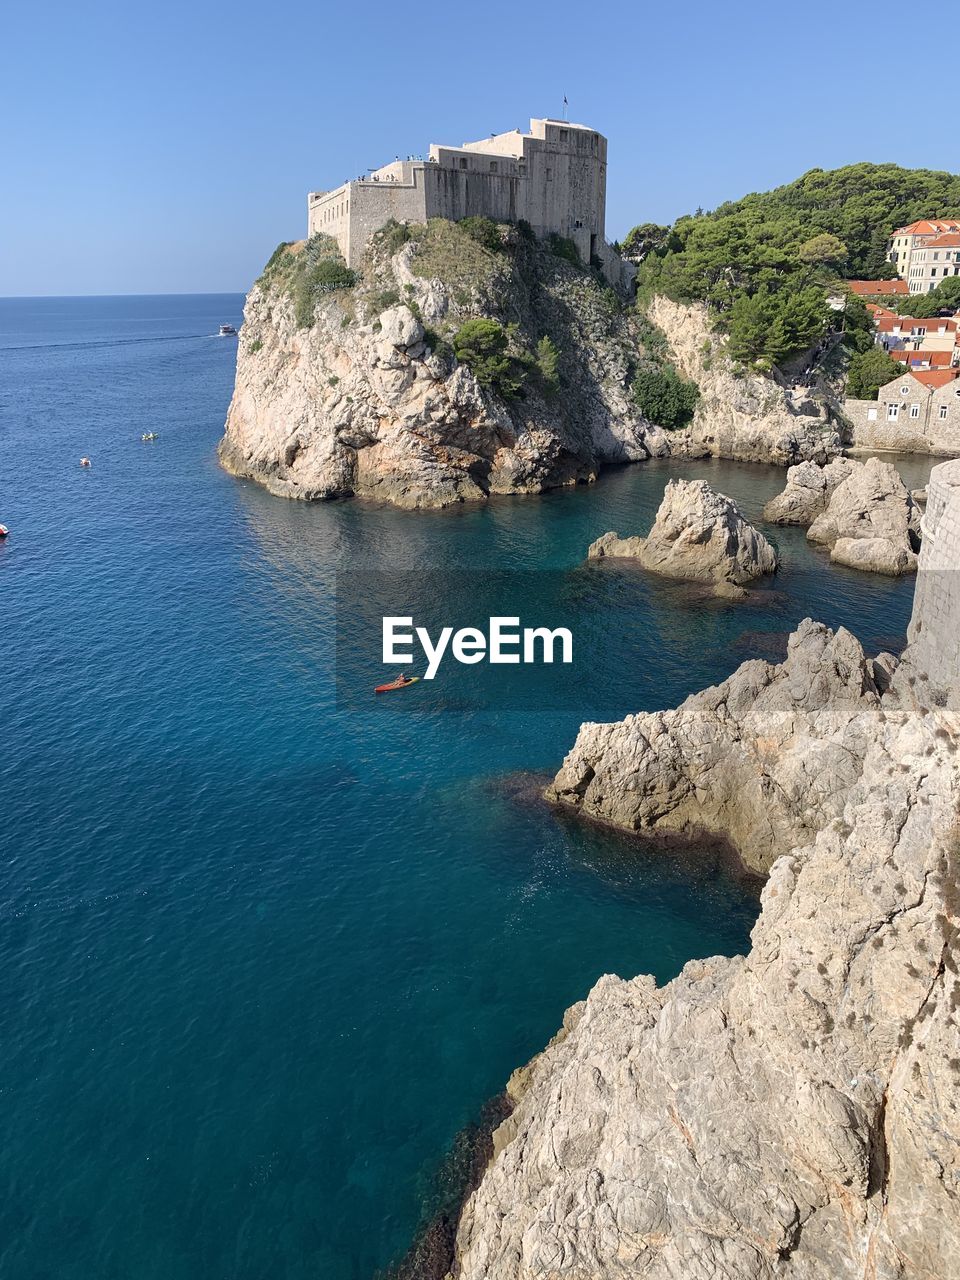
(907, 457, 960, 707)
(305, 118, 620, 279)
(844, 371, 960, 454)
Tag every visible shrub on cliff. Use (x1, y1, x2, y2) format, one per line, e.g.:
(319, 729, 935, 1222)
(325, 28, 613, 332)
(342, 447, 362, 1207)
(846, 347, 902, 400)
(535, 335, 560, 394)
(459, 217, 503, 252)
(256, 235, 358, 327)
(452, 319, 524, 398)
(631, 364, 700, 430)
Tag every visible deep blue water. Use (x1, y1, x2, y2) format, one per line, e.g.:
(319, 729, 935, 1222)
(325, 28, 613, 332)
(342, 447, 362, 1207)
(0, 295, 928, 1279)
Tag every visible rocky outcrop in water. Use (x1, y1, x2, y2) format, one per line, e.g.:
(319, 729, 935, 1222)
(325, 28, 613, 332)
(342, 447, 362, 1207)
(588, 478, 778, 594)
(806, 457, 921, 576)
(762, 456, 858, 524)
(546, 618, 889, 873)
(447, 464, 960, 1280)
(220, 226, 672, 509)
(645, 296, 842, 467)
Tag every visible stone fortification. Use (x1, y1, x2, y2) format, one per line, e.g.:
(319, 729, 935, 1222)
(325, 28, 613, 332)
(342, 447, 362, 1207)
(307, 117, 630, 287)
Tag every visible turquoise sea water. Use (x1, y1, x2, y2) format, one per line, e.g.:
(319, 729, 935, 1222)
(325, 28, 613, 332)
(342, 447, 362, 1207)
(0, 295, 928, 1279)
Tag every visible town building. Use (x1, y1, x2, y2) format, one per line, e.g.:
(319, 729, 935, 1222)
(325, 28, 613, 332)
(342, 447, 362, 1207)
(873, 311, 959, 359)
(306, 118, 632, 287)
(844, 368, 960, 452)
(886, 219, 960, 293)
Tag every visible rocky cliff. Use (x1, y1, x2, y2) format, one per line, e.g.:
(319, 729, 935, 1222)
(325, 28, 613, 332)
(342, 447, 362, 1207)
(220, 223, 673, 508)
(645, 295, 841, 467)
(447, 466, 960, 1280)
(219, 225, 842, 510)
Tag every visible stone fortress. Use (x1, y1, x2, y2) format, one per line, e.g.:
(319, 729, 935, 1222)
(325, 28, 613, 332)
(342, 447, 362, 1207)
(307, 117, 633, 288)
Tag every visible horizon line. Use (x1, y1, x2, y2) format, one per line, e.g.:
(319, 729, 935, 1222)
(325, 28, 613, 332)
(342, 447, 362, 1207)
(0, 290, 247, 301)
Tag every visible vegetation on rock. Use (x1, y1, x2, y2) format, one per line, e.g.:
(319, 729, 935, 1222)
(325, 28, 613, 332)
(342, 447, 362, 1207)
(452, 318, 525, 398)
(257, 234, 358, 327)
(630, 163, 960, 367)
(631, 363, 699, 430)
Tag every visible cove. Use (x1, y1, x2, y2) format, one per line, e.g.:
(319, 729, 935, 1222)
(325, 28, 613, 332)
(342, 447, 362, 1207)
(0, 295, 929, 1280)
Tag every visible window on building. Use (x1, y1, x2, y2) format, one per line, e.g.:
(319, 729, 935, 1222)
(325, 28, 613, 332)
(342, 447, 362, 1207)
(546, 168, 553, 181)
(490, 161, 498, 173)
(900, 385, 910, 394)
(459, 158, 467, 170)
(559, 129, 568, 142)
(887, 404, 899, 420)
(867, 408, 878, 421)
(940, 405, 949, 420)
(910, 404, 921, 419)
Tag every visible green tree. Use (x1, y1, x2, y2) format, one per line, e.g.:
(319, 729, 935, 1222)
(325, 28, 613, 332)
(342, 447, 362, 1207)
(622, 222, 675, 259)
(452, 319, 523, 397)
(631, 365, 700, 429)
(894, 275, 960, 317)
(797, 232, 848, 266)
(535, 335, 560, 393)
(847, 347, 902, 399)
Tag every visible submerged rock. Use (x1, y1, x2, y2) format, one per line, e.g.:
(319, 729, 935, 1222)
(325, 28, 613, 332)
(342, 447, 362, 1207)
(588, 478, 778, 591)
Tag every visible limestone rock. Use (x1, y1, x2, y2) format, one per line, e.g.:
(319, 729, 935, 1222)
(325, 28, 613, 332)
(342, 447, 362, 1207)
(452, 630, 960, 1279)
(588, 479, 778, 589)
(831, 535, 917, 576)
(448, 467, 960, 1280)
(546, 617, 883, 873)
(645, 296, 842, 466)
(806, 457, 921, 576)
(762, 456, 857, 524)
(219, 237, 671, 510)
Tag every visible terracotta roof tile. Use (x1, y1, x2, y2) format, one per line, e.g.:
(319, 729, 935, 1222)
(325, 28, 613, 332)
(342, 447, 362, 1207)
(848, 279, 909, 296)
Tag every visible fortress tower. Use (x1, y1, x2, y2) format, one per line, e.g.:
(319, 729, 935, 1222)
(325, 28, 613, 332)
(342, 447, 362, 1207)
(306, 118, 631, 288)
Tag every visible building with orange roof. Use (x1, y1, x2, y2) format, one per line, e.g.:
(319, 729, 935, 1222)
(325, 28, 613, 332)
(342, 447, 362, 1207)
(874, 312, 958, 357)
(891, 349, 957, 370)
(887, 219, 960, 293)
(848, 279, 909, 297)
(844, 367, 960, 453)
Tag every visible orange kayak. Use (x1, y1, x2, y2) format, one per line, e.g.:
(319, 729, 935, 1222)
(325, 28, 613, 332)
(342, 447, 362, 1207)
(375, 676, 420, 694)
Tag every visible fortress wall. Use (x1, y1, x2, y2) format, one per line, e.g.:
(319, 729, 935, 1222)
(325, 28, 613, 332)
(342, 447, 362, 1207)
(308, 186, 352, 262)
(908, 458, 960, 707)
(345, 175, 428, 266)
(423, 167, 523, 228)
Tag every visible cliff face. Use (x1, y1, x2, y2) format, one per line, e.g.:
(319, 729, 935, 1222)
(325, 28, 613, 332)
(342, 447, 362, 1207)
(646, 295, 841, 466)
(220, 226, 672, 509)
(219, 225, 843, 510)
(449, 467, 960, 1280)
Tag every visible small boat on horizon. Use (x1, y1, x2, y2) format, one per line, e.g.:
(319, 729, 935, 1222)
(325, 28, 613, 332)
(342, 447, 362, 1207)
(80, 457, 92, 467)
(218, 324, 238, 337)
(0, 524, 9, 538)
(141, 432, 159, 442)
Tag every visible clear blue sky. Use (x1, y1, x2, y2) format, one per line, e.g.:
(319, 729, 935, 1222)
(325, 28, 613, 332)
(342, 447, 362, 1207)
(2, 0, 955, 296)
